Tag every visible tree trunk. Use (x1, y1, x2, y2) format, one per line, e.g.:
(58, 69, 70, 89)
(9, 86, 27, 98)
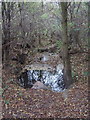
(2, 2, 11, 62)
(61, 2, 72, 88)
(88, 2, 90, 85)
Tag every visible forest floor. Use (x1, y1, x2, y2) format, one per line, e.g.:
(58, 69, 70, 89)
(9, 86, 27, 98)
(2, 52, 89, 119)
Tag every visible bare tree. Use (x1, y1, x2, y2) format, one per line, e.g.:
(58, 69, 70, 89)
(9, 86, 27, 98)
(61, 2, 72, 88)
(88, 2, 90, 84)
(2, 2, 14, 62)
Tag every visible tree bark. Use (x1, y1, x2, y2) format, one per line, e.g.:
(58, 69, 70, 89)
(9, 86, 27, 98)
(2, 2, 11, 62)
(88, 2, 90, 86)
(61, 2, 72, 88)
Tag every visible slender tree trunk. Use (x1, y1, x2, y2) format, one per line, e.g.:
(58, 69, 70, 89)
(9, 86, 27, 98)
(18, 3, 26, 41)
(88, 2, 90, 85)
(6, 3, 11, 61)
(2, 2, 11, 62)
(61, 2, 72, 88)
(2, 2, 5, 61)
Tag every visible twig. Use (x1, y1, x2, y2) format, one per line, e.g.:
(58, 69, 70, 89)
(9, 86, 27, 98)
(76, 0, 82, 14)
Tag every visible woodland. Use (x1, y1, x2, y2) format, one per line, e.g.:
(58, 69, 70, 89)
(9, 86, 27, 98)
(1, 1, 90, 119)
